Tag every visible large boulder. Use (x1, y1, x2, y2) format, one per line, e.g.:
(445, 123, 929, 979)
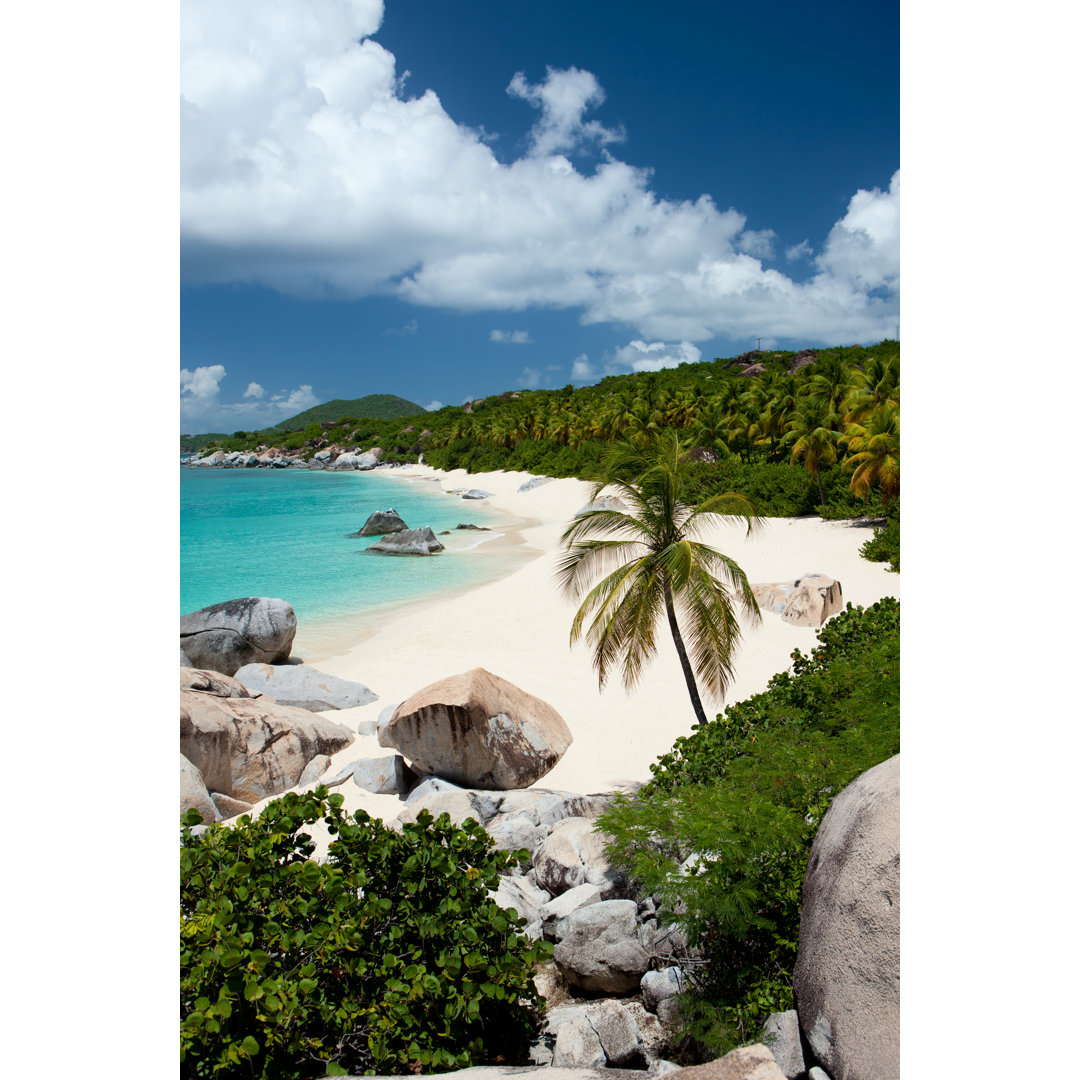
(180, 753, 217, 824)
(781, 573, 843, 627)
(180, 667, 354, 804)
(674, 1044, 787, 1080)
(533, 816, 624, 898)
(366, 527, 445, 555)
(574, 495, 627, 517)
(355, 508, 409, 536)
(552, 899, 650, 993)
(233, 663, 377, 711)
(380, 667, 573, 789)
(180, 597, 297, 677)
(793, 755, 899, 1080)
(760, 1010, 806, 1080)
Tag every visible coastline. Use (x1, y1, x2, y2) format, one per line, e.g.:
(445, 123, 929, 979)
(261, 462, 901, 827)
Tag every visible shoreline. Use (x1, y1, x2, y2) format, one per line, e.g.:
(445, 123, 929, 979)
(254, 462, 901, 826)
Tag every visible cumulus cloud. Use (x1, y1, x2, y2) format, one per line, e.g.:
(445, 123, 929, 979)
(490, 329, 533, 344)
(424, 399, 444, 411)
(518, 366, 543, 389)
(737, 228, 777, 259)
(611, 340, 702, 373)
(570, 354, 596, 380)
(785, 239, 813, 262)
(179, 365, 322, 433)
(506, 66, 624, 157)
(180, 0, 899, 345)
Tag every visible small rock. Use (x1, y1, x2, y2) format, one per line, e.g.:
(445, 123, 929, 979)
(209, 791, 253, 820)
(351, 755, 415, 795)
(761, 1010, 806, 1080)
(540, 882, 603, 940)
(298, 754, 332, 785)
(675, 1044, 787, 1080)
(641, 967, 685, 1013)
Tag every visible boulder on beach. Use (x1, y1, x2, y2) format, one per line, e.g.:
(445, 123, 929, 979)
(781, 573, 843, 627)
(793, 754, 899, 1080)
(380, 667, 573, 789)
(356, 508, 409, 536)
(179, 597, 297, 677)
(180, 667, 354, 805)
(233, 663, 378, 711)
(518, 476, 553, 492)
(367, 526, 445, 555)
(574, 495, 627, 517)
(462, 489, 494, 500)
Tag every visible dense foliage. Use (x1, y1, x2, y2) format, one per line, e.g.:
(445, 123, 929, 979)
(180, 789, 550, 1078)
(264, 395, 426, 431)
(596, 599, 900, 1059)
(185, 341, 899, 522)
(859, 507, 900, 572)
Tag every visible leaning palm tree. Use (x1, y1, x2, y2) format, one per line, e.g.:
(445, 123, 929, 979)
(556, 435, 761, 726)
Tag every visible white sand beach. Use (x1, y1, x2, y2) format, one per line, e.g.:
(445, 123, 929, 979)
(254, 463, 900, 828)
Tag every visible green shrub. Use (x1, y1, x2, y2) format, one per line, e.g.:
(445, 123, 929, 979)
(597, 599, 900, 1059)
(180, 789, 550, 1078)
(859, 514, 900, 571)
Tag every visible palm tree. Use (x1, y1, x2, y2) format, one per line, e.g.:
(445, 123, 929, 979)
(842, 402, 900, 503)
(785, 399, 843, 505)
(556, 435, 761, 726)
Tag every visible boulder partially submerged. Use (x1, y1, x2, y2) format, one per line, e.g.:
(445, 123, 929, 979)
(180, 597, 297, 677)
(367, 526, 445, 555)
(355, 508, 409, 536)
(380, 667, 572, 789)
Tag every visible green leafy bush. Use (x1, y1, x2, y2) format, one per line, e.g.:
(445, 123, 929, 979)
(859, 513, 900, 571)
(597, 599, 900, 1059)
(180, 788, 550, 1078)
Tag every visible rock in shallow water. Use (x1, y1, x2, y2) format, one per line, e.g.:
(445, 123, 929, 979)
(366, 526, 445, 555)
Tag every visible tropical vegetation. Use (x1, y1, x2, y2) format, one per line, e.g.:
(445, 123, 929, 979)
(557, 434, 761, 725)
(596, 598, 900, 1060)
(180, 790, 549, 1078)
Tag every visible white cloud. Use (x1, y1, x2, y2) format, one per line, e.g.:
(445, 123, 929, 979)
(385, 318, 418, 335)
(490, 328, 534, 344)
(737, 228, 777, 259)
(424, 399, 443, 411)
(786, 239, 813, 262)
(571, 354, 596, 380)
(518, 366, 543, 389)
(506, 66, 624, 157)
(179, 364, 322, 433)
(180, 1, 900, 345)
(611, 339, 702, 373)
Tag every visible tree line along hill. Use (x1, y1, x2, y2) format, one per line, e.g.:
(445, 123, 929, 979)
(181, 342, 900, 569)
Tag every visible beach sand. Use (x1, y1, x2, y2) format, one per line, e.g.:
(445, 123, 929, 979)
(246, 464, 901, 828)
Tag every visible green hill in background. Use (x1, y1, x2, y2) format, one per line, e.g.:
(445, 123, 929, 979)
(267, 394, 426, 432)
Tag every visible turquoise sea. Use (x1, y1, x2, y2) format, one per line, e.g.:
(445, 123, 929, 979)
(180, 467, 527, 651)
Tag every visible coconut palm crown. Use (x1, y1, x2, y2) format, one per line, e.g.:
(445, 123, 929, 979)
(556, 434, 761, 726)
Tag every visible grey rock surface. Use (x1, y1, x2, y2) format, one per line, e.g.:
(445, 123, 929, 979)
(673, 1044, 787, 1080)
(382, 667, 572, 789)
(209, 791, 253, 820)
(462, 489, 494, 499)
(807, 1069, 833, 1080)
(297, 754, 332, 785)
(761, 1010, 806, 1080)
(492, 872, 551, 929)
(534, 816, 623, 898)
(586, 1001, 645, 1067)
(641, 967, 685, 1014)
(518, 476, 553, 492)
(367, 526, 445, 555)
(233, 663, 378, 711)
(356, 508, 409, 536)
(351, 755, 415, 795)
(793, 755, 899, 1080)
(180, 597, 297, 677)
(552, 900, 650, 993)
(551, 1016, 607, 1069)
(540, 882, 603, 940)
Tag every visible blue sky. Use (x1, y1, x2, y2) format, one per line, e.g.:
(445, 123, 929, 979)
(180, 0, 898, 434)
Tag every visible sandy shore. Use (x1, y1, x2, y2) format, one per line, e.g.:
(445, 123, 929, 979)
(252, 463, 901, 827)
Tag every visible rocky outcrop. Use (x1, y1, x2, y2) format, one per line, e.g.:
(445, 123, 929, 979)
(793, 755, 899, 1080)
(180, 753, 217, 824)
(782, 574, 843, 627)
(356, 508, 409, 536)
(233, 663, 378, 711)
(180, 667, 354, 804)
(739, 363, 767, 377)
(552, 900, 651, 993)
(180, 597, 297, 677)
(380, 667, 573, 789)
(788, 348, 818, 374)
(331, 451, 379, 470)
(366, 527, 445, 555)
(751, 573, 843, 628)
(674, 1044, 788, 1080)
(533, 816, 624, 898)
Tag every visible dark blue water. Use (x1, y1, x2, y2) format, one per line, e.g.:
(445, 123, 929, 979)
(180, 468, 518, 633)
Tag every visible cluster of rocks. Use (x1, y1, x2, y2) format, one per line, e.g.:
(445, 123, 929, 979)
(177, 597, 899, 1080)
(750, 573, 844, 628)
(185, 445, 396, 471)
(352, 508, 447, 555)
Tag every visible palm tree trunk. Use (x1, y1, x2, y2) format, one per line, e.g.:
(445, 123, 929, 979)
(663, 584, 709, 726)
(816, 470, 825, 505)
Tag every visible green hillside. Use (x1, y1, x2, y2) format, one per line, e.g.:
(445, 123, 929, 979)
(267, 394, 425, 432)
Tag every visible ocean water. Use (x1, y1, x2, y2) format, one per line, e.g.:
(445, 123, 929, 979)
(180, 467, 525, 644)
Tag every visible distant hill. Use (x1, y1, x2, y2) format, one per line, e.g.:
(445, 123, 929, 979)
(267, 394, 426, 432)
